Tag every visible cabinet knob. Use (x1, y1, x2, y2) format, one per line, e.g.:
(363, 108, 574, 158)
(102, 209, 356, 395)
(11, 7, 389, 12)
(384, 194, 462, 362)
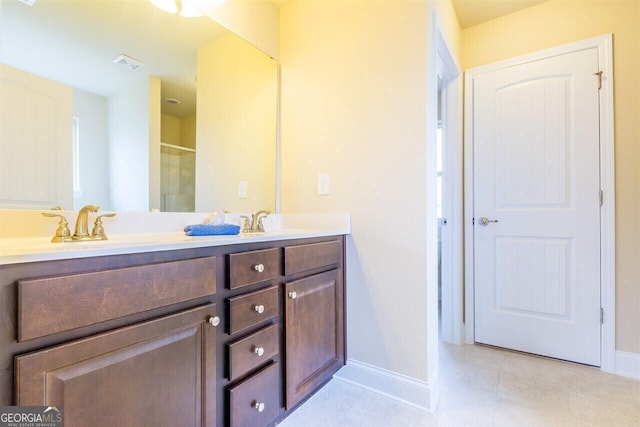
(253, 346, 265, 357)
(253, 401, 265, 413)
(253, 304, 265, 314)
(207, 316, 220, 327)
(254, 263, 265, 273)
(288, 291, 297, 300)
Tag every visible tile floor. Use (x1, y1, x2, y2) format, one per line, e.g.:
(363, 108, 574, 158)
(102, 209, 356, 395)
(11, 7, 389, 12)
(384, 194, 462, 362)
(277, 343, 640, 426)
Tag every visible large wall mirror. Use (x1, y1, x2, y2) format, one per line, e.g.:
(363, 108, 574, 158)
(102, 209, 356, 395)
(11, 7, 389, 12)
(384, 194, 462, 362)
(0, 0, 277, 214)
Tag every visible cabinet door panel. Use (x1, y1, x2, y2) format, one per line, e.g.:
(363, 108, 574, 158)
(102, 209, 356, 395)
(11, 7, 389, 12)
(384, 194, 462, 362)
(284, 269, 343, 409)
(15, 304, 217, 427)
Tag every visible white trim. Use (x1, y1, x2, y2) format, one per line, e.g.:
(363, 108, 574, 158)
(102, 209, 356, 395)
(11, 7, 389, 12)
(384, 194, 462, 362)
(464, 34, 616, 367)
(334, 359, 437, 412)
(615, 351, 640, 380)
(434, 13, 464, 346)
(596, 35, 616, 374)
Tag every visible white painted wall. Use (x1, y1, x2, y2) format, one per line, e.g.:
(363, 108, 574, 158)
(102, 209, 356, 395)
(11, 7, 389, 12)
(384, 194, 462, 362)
(149, 77, 162, 212)
(108, 78, 151, 212)
(280, 0, 434, 408)
(73, 89, 110, 210)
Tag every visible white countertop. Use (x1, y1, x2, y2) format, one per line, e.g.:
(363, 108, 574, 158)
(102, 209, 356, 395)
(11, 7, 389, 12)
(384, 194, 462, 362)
(0, 212, 350, 265)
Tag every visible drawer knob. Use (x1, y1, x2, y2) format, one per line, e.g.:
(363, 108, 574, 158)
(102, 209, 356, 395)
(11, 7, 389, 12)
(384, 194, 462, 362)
(254, 263, 265, 273)
(253, 401, 265, 413)
(288, 291, 297, 300)
(253, 304, 265, 314)
(253, 346, 265, 357)
(207, 316, 220, 327)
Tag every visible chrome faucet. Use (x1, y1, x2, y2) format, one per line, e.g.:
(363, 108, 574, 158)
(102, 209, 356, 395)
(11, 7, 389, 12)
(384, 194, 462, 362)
(240, 210, 271, 233)
(42, 205, 116, 242)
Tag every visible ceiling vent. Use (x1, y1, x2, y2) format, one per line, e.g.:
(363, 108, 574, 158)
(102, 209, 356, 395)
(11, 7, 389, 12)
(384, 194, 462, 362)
(112, 54, 145, 71)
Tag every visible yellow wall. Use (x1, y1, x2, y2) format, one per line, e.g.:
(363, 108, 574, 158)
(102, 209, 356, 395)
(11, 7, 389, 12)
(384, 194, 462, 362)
(160, 113, 196, 149)
(161, 114, 181, 146)
(195, 33, 277, 213)
(181, 114, 197, 150)
(461, 0, 640, 353)
(281, 0, 432, 383)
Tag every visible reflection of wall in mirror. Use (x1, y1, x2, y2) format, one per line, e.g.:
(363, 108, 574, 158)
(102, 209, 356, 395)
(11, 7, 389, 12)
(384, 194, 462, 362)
(109, 77, 156, 212)
(196, 34, 277, 213)
(73, 89, 110, 210)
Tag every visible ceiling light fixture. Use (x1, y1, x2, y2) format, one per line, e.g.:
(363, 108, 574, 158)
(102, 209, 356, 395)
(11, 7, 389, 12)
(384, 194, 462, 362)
(150, 0, 206, 18)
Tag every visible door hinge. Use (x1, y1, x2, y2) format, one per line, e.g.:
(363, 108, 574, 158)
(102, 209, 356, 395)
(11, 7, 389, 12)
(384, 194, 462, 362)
(600, 190, 604, 206)
(594, 71, 603, 90)
(601, 307, 604, 324)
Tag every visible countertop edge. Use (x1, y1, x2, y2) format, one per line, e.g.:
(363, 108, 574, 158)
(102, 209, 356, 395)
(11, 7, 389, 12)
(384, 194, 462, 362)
(0, 229, 350, 266)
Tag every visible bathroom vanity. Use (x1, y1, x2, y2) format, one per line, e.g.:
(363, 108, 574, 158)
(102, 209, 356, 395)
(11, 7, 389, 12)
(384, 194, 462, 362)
(0, 226, 347, 426)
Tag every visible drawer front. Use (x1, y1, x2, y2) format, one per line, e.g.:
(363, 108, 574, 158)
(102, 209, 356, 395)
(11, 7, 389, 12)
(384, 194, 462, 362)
(18, 257, 217, 341)
(229, 362, 280, 427)
(229, 248, 282, 289)
(228, 286, 279, 335)
(284, 240, 342, 275)
(228, 324, 279, 381)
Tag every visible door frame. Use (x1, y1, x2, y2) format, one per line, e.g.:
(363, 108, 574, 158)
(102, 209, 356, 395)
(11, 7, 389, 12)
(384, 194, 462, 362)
(436, 20, 463, 346)
(463, 34, 615, 372)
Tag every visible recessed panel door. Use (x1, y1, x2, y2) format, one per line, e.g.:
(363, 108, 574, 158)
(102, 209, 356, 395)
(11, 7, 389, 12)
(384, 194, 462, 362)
(473, 47, 601, 366)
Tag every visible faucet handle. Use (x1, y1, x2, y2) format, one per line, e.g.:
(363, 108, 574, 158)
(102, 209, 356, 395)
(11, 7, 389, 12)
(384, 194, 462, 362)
(91, 213, 116, 240)
(41, 212, 71, 243)
(239, 215, 251, 233)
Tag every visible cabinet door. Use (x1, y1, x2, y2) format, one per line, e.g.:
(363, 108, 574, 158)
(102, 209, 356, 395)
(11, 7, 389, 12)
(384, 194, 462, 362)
(15, 304, 218, 427)
(284, 269, 344, 409)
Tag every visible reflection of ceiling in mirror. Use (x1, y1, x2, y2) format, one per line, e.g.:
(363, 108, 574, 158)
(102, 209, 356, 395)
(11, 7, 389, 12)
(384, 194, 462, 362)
(0, 0, 228, 117)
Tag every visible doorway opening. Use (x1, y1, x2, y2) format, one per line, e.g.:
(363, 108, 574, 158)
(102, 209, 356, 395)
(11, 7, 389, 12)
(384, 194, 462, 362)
(434, 17, 463, 347)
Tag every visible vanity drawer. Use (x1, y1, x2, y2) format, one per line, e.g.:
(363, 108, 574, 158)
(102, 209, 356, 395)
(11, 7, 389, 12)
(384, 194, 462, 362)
(229, 362, 280, 427)
(284, 240, 342, 275)
(229, 248, 282, 289)
(228, 286, 278, 335)
(18, 257, 217, 341)
(228, 324, 279, 381)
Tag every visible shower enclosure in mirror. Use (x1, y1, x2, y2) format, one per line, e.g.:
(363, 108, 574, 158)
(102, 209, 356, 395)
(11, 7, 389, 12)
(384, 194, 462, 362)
(0, 0, 277, 213)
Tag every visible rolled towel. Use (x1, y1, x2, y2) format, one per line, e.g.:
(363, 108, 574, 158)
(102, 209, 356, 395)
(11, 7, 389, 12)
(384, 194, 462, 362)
(184, 223, 241, 236)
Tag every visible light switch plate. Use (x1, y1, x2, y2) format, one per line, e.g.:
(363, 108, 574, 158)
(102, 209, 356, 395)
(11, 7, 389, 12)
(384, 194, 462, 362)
(238, 181, 248, 198)
(317, 173, 330, 195)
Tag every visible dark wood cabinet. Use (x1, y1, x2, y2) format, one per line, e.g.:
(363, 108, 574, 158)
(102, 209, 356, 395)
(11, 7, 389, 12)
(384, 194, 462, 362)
(15, 304, 218, 427)
(284, 269, 344, 409)
(1, 234, 346, 426)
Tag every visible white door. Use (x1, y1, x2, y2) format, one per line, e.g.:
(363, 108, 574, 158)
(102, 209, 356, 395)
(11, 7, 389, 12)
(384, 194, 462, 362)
(473, 47, 601, 366)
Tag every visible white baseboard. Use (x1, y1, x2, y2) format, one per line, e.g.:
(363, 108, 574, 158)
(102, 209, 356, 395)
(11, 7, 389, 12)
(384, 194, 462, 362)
(615, 350, 640, 380)
(333, 358, 437, 412)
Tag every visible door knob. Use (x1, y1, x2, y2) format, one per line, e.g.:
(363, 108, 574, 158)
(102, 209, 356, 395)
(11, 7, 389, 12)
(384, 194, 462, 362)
(478, 217, 498, 226)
